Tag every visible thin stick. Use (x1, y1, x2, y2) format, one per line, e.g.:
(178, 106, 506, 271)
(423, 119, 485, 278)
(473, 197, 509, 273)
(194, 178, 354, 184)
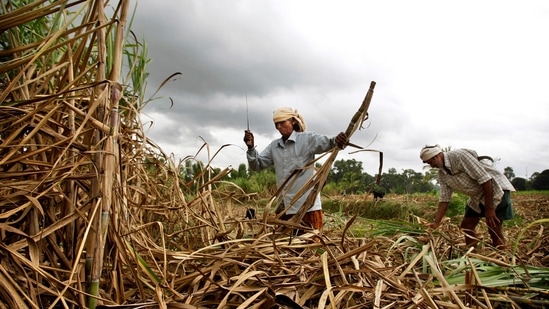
(246, 92, 250, 131)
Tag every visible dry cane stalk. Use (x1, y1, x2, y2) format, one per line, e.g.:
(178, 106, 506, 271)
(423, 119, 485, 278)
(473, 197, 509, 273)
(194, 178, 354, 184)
(291, 81, 377, 228)
(86, 0, 129, 307)
(87, 1, 108, 305)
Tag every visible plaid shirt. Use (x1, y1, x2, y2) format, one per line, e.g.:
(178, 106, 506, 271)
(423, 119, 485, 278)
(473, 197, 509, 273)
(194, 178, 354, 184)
(247, 130, 336, 214)
(438, 149, 515, 213)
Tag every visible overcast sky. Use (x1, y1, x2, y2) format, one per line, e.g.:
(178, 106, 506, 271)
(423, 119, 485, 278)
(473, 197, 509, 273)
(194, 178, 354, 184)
(132, 1, 548, 179)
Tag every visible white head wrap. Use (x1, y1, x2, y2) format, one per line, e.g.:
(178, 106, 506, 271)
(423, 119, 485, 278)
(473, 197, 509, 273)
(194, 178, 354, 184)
(273, 107, 307, 132)
(420, 144, 442, 162)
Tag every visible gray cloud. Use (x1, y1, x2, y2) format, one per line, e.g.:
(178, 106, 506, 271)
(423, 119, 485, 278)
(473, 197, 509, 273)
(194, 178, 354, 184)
(134, 0, 549, 178)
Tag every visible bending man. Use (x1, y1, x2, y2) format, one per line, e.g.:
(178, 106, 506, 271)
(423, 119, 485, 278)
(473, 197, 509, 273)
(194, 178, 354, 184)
(420, 145, 515, 249)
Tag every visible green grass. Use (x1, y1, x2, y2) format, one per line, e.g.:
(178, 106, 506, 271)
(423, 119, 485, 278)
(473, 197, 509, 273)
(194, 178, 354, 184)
(322, 197, 412, 220)
(321, 191, 549, 238)
(513, 190, 549, 196)
(244, 191, 549, 237)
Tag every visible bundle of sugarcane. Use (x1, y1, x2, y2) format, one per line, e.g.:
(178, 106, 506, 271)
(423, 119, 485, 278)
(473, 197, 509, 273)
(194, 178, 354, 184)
(269, 81, 377, 235)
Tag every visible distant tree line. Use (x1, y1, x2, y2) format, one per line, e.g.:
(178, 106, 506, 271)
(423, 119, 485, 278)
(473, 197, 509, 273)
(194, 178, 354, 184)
(178, 159, 549, 197)
(507, 167, 549, 191)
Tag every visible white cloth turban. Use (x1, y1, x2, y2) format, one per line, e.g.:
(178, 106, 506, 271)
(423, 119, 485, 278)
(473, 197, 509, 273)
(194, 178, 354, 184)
(420, 145, 442, 162)
(273, 107, 306, 132)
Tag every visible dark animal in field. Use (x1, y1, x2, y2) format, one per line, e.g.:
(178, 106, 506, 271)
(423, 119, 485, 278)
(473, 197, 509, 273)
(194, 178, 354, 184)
(245, 207, 256, 219)
(373, 190, 385, 200)
(371, 185, 386, 200)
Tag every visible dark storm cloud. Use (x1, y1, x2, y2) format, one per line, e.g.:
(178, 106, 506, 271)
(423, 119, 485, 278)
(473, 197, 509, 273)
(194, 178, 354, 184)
(133, 1, 549, 177)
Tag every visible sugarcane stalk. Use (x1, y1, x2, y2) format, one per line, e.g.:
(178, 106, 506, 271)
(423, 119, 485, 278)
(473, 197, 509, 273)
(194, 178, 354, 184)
(86, 0, 128, 307)
(291, 81, 377, 226)
(87, 0, 108, 304)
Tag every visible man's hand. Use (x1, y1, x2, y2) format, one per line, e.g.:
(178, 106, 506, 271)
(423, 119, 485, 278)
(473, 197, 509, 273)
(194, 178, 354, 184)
(335, 132, 348, 149)
(480, 180, 499, 228)
(485, 207, 500, 228)
(429, 202, 450, 230)
(243, 130, 254, 149)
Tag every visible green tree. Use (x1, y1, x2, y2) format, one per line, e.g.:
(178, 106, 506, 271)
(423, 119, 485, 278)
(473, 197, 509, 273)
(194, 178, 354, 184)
(329, 159, 364, 183)
(248, 167, 277, 197)
(328, 159, 366, 194)
(422, 168, 439, 187)
(380, 168, 402, 194)
(405, 169, 435, 193)
(231, 163, 249, 179)
(339, 170, 363, 194)
(532, 169, 549, 190)
(511, 177, 527, 191)
(530, 172, 540, 184)
(503, 167, 515, 180)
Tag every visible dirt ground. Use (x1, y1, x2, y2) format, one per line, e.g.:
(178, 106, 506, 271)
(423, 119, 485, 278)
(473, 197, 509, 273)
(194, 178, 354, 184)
(505, 192, 549, 266)
(329, 192, 549, 266)
(241, 192, 549, 265)
(511, 192, 549, 221)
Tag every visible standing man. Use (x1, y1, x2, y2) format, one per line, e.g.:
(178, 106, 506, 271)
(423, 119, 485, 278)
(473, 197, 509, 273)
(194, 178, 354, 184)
(420, 145, 515, 249)
(243, 107, 348, 231)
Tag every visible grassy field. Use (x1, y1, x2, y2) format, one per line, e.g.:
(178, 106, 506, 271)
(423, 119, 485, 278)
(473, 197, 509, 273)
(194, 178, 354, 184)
(244, 191, 549, 262)
(319, 191, 549, 264)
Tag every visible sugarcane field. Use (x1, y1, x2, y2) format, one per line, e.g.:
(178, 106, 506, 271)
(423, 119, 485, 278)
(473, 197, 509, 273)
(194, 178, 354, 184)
(1, 1, 549, 308)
